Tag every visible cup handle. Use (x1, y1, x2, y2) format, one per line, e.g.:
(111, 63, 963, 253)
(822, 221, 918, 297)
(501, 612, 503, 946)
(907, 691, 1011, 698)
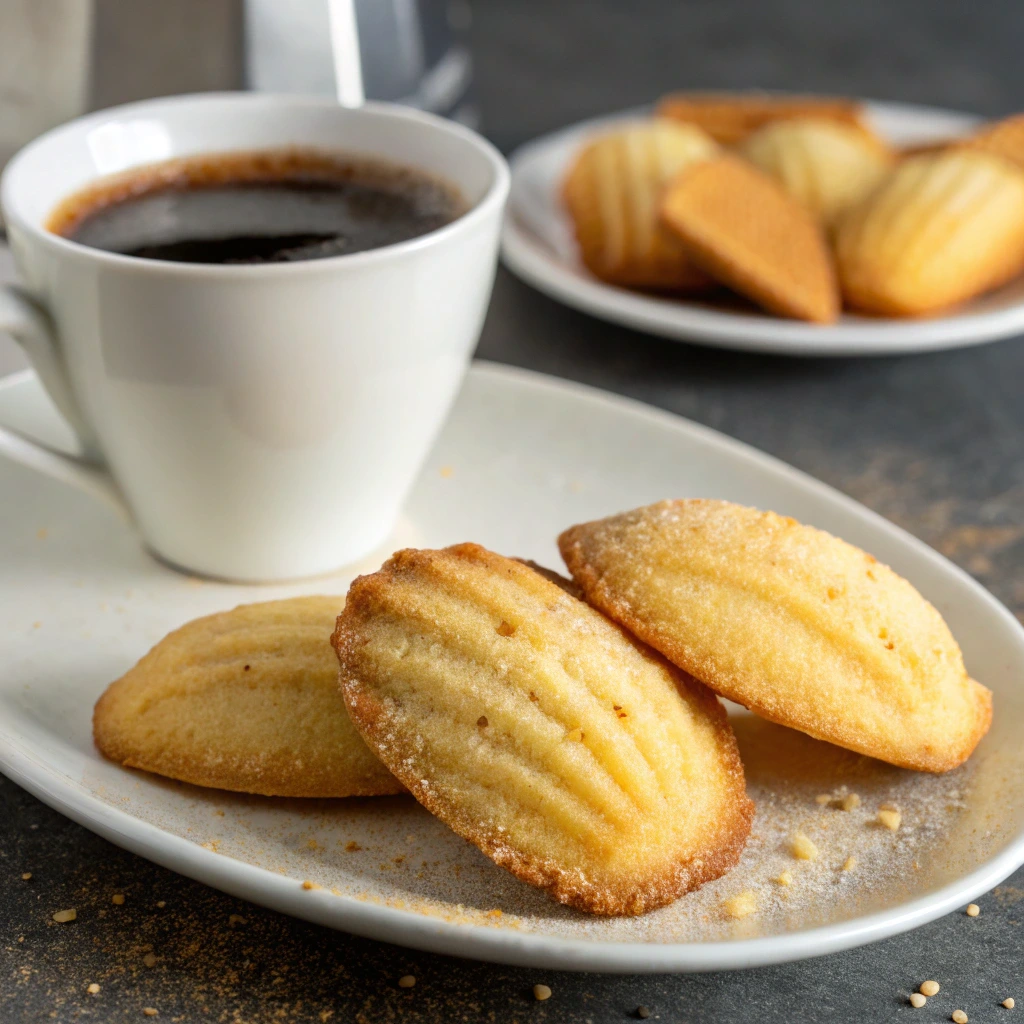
(0, 284, 130, 519)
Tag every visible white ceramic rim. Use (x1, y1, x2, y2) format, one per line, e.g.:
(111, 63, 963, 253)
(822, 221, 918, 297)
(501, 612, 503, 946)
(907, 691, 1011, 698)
(0, 93, 510, 278)
(498, 100, 1024, 357)
(1, 362, 1021, 973)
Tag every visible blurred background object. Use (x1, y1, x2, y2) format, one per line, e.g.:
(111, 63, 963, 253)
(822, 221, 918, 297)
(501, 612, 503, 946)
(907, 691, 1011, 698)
(94, 0, 473, 125)
(244, 0, 474, 122)
(0, 0, 93, 171)
(0, 0, 474, 178)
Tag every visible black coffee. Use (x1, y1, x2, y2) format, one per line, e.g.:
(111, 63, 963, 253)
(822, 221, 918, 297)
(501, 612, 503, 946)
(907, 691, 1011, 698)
(48, 148, 464, 264)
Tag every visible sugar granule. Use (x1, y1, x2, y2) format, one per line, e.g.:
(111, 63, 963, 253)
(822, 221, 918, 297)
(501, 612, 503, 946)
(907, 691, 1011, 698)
(790, 832, 819, 861)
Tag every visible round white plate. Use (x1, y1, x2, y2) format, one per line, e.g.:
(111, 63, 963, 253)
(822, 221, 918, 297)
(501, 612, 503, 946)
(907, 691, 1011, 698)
(501, 101, 1024, 356)
(1, 362, 1022, 972)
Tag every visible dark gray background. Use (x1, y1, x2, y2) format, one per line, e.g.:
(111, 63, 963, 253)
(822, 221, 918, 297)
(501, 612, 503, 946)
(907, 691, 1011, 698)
(3, 1, 1024, 1020)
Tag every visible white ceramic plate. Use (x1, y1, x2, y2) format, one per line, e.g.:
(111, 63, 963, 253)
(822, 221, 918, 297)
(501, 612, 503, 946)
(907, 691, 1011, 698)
(500, 100, 1024, 356)
(1, 363, 1022, 973)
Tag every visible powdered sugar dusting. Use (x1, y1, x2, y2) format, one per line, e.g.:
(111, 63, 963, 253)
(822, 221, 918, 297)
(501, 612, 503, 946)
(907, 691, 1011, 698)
(94, 710, 1011, 945)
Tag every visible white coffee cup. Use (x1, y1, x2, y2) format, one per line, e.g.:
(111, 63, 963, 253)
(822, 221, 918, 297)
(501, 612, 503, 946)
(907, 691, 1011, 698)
(0, 93, 508, 581)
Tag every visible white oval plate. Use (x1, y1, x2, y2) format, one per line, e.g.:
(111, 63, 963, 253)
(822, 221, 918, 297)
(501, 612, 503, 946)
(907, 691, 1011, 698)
(1, 362, 1022, 972)
(500, 101, 1024, 356)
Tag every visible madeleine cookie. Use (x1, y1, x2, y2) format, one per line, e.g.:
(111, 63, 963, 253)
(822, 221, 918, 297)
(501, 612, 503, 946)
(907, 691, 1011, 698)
(94, 598, 402, 798)
(961, 113, 1024, 170)
(835, 150, 1024, 316)
(741, 118, 892, 225)
(562, 120, 718, 291)
(660, 155, 839, 322)
(333, 545, 753, 916)
(656, 92, 867, 146)
(559, 500, 992, 773)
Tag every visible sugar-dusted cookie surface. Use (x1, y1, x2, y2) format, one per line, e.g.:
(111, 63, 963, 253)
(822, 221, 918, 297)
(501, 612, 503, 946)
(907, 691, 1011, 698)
(834, 150, 1024, 316)
(741, 118, 892, 225)
(333, 545, 753, 916)
(660, 155, 839, 322)
(94, 597, 402, 798)
(656, 92, 867, 146)
(559, 500, 992, 773)
(562, 120, 718, 291)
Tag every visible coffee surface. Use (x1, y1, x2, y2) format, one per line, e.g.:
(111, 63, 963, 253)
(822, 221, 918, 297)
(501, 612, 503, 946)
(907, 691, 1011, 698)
(48, 149, 464, 264)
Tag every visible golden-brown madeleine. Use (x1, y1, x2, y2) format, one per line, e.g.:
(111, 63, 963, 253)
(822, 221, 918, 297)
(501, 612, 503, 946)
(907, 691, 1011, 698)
(333, 545, 753, 916)
(960, 113, 1024, 170)
(94, 597, 402, 798)
(835, 150, 1024, 316)
(559, 500, 992, 773)
(656, 91, 867, 146)
(562, 120, 718, 291)
(897, 138, 957, 159)
(660, 155, 840, 322)
(741, 118, 893, 225)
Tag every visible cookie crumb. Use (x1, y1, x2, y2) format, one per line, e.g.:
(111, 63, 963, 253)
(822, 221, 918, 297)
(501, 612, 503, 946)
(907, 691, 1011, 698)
(301, 880, 321, 891)
(20, 872, 31, 880)
(966, 903, 980, 917)
(910, 993, 927, 1008)
(1003, 998, 1015, 1009)
(952, 1011, 968, 1023)
(143, 953, 157, 967)
(533, 984, 552, 1001)
(921, 981, 941, 997)
(637, 1007, 651, 1019)
(776, 870, 793, 886)
(722, 891, 757, 918)
(838, 793, 861, 811)
(790, 832, 819, 860)
(143, 1009, 159, 1017)
(842, 856, 857, 872)
(52, 909, 76, 923)
(87, 983, 100, 995)
(398, 975, 416, 989)
(228, 914, 247, 926)
(112, 894, 125, 905)
(877, 808, 901, 831)
(156, 901, 166, 908)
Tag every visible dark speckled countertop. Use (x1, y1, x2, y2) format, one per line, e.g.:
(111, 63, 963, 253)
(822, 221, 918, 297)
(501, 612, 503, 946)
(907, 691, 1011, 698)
(3, 1, 1024, 1020)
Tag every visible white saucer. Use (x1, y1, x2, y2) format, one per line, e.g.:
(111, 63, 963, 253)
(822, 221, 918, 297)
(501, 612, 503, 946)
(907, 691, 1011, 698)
(501, 100, 1024, 356)
(1, 363, 1022, 972)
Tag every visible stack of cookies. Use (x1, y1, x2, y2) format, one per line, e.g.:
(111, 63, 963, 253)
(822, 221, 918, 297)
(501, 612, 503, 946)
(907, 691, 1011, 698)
(94, 500, 992, 917)
(562, 91, 1024, 321)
